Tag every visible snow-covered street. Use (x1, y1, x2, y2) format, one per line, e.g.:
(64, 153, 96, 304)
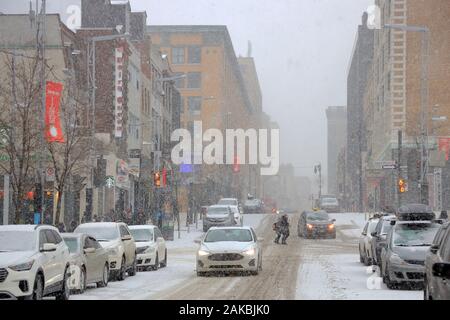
(71, 212, 424, 300)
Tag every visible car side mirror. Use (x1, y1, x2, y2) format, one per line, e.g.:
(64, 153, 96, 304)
(432, 263, 450, 278)
(121, 235, 132, 241)
(430, 244, 439, 255)
(84, 247, 95, 254)
(362, 232, 367, 236)
(371, 232, 377, 237)
(332, 219, 336, 223)
(41, 243, 57, 252)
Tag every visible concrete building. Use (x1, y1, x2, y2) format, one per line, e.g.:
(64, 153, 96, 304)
(347, 12, 374, 212)
(148, 25, 256, 203)
(326, 106, 347, 197)
(364, 0, 450, 210)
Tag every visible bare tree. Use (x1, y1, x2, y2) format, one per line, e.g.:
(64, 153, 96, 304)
(0, 50, 42, 224)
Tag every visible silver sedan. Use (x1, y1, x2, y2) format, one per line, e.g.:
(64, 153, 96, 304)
(62, 233, 110, 293)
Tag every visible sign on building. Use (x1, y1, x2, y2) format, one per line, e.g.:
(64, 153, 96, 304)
(115, 47, 124, 138)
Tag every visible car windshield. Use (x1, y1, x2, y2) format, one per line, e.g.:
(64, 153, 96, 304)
(207, 207, 229, 215)
(130, 229, 154, 242)
(75, 226, 119, 241)
(307, 212, 329, 221)
(204, 229, 253, 243)
(63, 237, 80, 254)
(393, 223, 441, 247)
(0, 231, 36, 252)
(218, 199, 237, 206)
(245, 200, 259, 206)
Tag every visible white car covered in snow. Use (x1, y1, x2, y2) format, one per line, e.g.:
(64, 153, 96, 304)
(129, 225, 167, 271)
(196, 227, 263, 276)
(0, 225, 71, 300)
(74, 222, 136, 281)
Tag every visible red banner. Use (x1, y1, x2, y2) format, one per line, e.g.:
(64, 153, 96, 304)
(438, 138, 450, 161)
(45, 81, 64, 143)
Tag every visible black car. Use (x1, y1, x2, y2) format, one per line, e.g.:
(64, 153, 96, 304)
(298, 210, 336, 239)
(424, 222, 450, 300)
(243, 199, 263, 214)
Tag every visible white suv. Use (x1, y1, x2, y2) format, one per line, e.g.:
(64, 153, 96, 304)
(0, 225, 71, 300)
(74, 222, 137, 281)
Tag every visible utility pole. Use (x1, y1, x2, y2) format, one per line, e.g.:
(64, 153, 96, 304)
(397, 130, 403, 209)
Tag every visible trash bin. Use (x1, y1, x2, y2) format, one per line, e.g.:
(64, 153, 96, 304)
(161, 219, 174, 241)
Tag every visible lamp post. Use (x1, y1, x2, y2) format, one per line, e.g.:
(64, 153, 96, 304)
(384, 24, 430, 204)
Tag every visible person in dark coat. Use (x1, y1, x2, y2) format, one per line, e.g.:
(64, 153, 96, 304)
(69, 220, 77, 232)
(441, 210, 448, 220)
(57, 222, 66, 233)
(273, 214, 290, 245)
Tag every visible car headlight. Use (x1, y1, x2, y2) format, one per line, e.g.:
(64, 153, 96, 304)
(307, 224, 313, 230)
(328, 224, 335, 230)
(9, 260, 35, 271)
(198, 250, 210, 256)
(390, 254, 407, 265)
(107, 247, 119, 256)
(243, 248, 256, 256)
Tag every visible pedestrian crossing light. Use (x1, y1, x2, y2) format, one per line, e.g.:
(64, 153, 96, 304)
(398, 179, 406, 193)
(154, 171, 161, 187)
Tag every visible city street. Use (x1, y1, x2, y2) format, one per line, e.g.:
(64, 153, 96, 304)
(71, 213, 422, 300)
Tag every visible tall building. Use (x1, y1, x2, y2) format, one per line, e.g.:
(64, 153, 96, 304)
(148, 25, 256, 203)
(326, 106, 347, 196)
(364, 0, 450, 210)
(347, 12, 374, 211)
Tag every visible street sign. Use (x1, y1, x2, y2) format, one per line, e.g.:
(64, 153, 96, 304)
(45, 167, 55, 182)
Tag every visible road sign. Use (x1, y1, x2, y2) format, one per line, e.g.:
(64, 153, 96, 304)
(45, 167, 55, 181)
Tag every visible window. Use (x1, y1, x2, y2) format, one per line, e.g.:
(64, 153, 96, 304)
(39, 231, 48, 247)
(187, 72, 202, 89)
(441, 231, 450, 261)
(188, 97, 202, 116)
(174, 73, 186, 89)
(52, 231, 62, 244)
(172, 47, 185, 64)
(44, 230, 57, 244)
(119, 225, 130, 237)
(188, 46, 201, 64)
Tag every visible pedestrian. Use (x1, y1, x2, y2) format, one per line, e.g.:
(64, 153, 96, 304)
(273, 214, 290, 245)
(92, 215, 98, 222)
(69, 220, 77, 232)
(57, 222, 66, 233)
(441, 210, 448, 221)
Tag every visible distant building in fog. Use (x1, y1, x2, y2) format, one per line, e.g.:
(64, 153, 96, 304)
(326, 106, 347, 196)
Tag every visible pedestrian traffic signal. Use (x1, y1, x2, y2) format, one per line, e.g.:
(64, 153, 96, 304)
(154, 171, 161, 187)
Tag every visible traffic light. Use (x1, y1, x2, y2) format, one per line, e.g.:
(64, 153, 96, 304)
(398, 179, 406, 193)
(154, 171, 161, 187)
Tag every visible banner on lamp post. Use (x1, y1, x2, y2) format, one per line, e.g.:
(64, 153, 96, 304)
(45, 81, 64, 143)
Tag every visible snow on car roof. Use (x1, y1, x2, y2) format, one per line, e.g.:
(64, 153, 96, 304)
(76, 222, 121, 228)
(0, 224, 57, 232)
(209, 226, 252, 231)
(129, 225, 156, 229)
(61, 232, 83, 238)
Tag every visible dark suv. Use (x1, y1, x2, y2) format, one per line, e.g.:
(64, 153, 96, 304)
(424, 222, 450, 299)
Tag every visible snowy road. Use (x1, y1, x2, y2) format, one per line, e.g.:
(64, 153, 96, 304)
(72, 212, 423, 300)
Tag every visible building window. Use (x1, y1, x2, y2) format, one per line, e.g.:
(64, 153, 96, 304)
(188, 46, 201, 64)
(187, 72, 201, 89)
(174, 72, 185, 89)
(188, 97, 202, 116)
(172, 47, 185, 64)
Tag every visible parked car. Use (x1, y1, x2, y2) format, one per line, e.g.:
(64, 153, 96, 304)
(359, 218, 379, 265)
(129, 225, 167, 271)
(380, 207, 441, 289)
(0, 225, 71, 300)
(370, 215, 397, 266)
(203, 205, 237, 232)
(74, 222, 137, 281)
(243, 199, 263, 214)
(62, 233, 110, 293)
(297, 210, 336, 239)
(319, 196, 340, 213)
(196, 227, 263, 276)
(424, 222, 450, 300)
(229, 205, 243, 226)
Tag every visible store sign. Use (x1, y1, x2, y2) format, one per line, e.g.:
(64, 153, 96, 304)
(438, 138, 450, 161)
(129, 158, 140, 178)
(115, 47, 124, 138)
(116, 159, 129, 186)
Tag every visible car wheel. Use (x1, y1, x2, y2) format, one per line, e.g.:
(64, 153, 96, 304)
(97, 263, 109, 288)
(78, 267, 87, 294)
(55, 267, 71, 300)
(153, 253, 159, 271)
(116, 256, 126, 281)
(129, 254, 137, 276)
(160, 249, 168, 268)
(383, 267, 395, 289)
(24, 274, 44, 300)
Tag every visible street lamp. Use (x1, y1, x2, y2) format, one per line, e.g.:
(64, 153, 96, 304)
(384, 24, 430, 204)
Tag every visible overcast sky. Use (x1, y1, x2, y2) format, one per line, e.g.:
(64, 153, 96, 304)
(1, 0, 373, 191)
